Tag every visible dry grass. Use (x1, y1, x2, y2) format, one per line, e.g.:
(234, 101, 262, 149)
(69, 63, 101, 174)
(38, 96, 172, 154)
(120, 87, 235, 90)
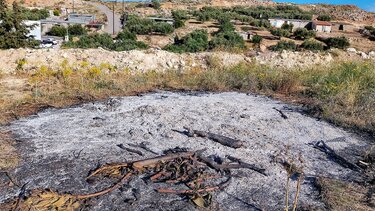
(317, 177, 374, 211)
(0, 132, 19, 170)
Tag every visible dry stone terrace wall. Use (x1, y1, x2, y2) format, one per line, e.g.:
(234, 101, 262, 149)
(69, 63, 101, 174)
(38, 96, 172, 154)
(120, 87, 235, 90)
(0, 48, 357, 73)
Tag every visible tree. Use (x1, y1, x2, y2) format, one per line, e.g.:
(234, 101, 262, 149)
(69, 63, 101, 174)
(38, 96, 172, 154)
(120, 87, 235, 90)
(301, 39, 324, 51)
(47, 25, 67, 37)
(324, 37, 350, 49)
(270, 28, 291, 37)
(317, 15, 331, 21)
(151, 0, 161, 10)
(251, 35, 263, 44)
(164, 30, 209, 53)
(68, 24, 87, 36)
(281, 22, 294, 32)
(0, 0, 35, 49)
(271, 40, 297, 51)
(293, 28, 316, 40)
(172, 10, 188, 28)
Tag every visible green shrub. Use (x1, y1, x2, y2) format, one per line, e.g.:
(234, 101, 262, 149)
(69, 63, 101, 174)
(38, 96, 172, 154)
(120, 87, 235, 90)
(20, 7, 49, 20)
(172, 10, 188, 28)
(125, 15, 174, 35)
(301, 39, 324, 51)
(251, 35, 263, 44)
(281, 22, 294, 32)
(68, 24, 87, 36)
(210, 31, 245, 50)
(317, 15, 331, 21)
(249, 19, 271, 29)
(151, 0, 161, 9)
(270, 28, 291, 37)
(324, 37, 350, 49)
(164, 30, 209, 53)
(53, 9, 60, 16)
(271, 40, 297, 51)
(47, 25, 67, 37)
(293, 28, 316, 40)
(116, 29, 136, 41)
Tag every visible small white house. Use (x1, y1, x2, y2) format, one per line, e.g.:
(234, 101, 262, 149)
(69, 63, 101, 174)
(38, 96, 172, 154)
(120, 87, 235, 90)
(268, 18, 310, 31)
(24, 20, 42, 41)
(312, 21, 332, 33)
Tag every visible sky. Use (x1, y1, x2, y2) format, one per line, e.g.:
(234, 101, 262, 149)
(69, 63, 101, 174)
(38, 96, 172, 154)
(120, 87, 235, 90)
(274, 0, 375, 12)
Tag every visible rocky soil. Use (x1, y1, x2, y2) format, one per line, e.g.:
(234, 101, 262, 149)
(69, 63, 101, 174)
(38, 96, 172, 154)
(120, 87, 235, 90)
(0, 92, 371, 210)
(1, 48, 372, 73)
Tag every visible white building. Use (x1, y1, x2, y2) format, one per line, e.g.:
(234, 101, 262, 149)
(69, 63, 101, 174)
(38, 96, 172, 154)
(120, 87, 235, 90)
(268, 18, 311, 31)
(0, 20, 42, 41)
(24, 20, 42, 41)
(312, 21, 332, 33)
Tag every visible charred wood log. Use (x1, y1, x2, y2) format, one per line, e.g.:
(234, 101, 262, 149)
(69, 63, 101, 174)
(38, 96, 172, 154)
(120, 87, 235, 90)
(181, 127, 246, 149)
(310, 141, 361, 172)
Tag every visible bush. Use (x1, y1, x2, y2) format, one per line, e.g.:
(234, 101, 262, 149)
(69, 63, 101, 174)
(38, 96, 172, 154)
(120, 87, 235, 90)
(293, 28, 316, 40)
(249, 19, 271, 29)
(210, 31, 245, 50)
(164, 30, 209, 53)
(270, 28, 291, 37)
(317, 15, 331, 21)
(281, 22, 293, 32)
(68, 24, 87, 36)
(271, 40, 297, 51)
(116, 29, 136, 41)
(172, 10, 188, 28)
(20, 7, 49, 20)
(47, 25, 67, 37)
(301, 39, 324, 51)
(151, 0, 161, 9)
(324, 37, 350, 49)
(53, 9, 60, 16)
(125, 15, 174, 35)
(251, 35, 262, 44)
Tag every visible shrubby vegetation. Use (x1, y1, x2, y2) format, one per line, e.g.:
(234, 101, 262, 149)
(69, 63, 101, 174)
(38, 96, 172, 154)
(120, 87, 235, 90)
(124, 15, 174, 35)
(163, 30, 209, 53)
(323, 37, 350, 49)
(251, 35, 262, 44)
(172, 10, 188, 28)
(270, 28, 291, 37)
(63, 30, 148, 51)
(364, 26, 375, 41)
(301, 39, 324, 51)
(48, 25, 87, 37)
(151, 0, 161, 10)
(271, 40, 297, 51)
(20, 7, 49, 20)
(293, 28, 316, 40)
(281, 23, 294, 32)
(0, 1, 38, 49)
(210, 21, 245, 50)
(317, 15, 332, 21)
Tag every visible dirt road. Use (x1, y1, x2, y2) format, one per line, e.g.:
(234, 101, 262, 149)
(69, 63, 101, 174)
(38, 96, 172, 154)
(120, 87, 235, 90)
(86, 1, 122, 34)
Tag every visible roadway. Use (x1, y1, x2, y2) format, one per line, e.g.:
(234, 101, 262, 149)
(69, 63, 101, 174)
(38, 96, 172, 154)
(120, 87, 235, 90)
(86, 1, 122, 35)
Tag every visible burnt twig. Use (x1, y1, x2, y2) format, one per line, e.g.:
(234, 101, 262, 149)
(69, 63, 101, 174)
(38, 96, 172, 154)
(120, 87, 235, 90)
(273, 107, 288, 119)
(310, 141, 361, 171)
(181, 127, 246, 149)
(128, 142, 158, 155)
(156, 177, 232, 194)
(117, 144, 144, 156)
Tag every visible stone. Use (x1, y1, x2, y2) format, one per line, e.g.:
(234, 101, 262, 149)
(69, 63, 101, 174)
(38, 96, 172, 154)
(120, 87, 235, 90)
(347, 48, 357, 53)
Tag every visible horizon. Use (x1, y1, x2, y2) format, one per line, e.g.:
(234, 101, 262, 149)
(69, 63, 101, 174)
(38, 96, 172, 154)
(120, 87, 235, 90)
(274, 0, 375, 12)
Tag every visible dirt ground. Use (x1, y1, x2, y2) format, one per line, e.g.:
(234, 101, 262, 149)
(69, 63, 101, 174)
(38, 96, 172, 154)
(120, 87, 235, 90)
(0, 92, 372, 210)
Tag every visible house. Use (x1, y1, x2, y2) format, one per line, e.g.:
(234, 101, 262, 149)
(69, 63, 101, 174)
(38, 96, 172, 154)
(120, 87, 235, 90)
(24, 20, 42, 41)
(68, 14, 96, 24)
(236, 31, 253, 41)
(268, 18, 311, 31)
(147, 17, 174, 25)
(312, 21, 332, 33)
(331, 22, 355, 32)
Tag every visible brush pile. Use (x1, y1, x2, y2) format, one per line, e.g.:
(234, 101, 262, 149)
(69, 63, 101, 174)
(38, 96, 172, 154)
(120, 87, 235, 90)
(5, 149, 266, 210)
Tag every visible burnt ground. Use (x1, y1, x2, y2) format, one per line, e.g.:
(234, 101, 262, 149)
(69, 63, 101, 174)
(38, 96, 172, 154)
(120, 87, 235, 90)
(0, 92, 372, 210)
